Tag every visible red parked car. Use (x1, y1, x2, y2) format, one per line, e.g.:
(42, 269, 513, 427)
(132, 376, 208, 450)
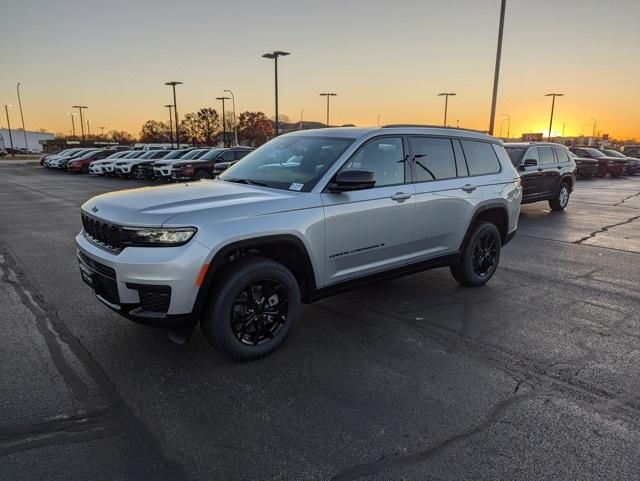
(67, 149, 112, 174)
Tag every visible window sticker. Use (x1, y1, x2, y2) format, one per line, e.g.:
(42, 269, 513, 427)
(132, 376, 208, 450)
(289, 182, 304, 191)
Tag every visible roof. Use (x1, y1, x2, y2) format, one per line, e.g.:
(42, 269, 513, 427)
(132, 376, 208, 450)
(285, 126, 499, 143)
(504, 142, 568, 148)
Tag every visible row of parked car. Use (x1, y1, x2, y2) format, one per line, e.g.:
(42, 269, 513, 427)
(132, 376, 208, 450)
(40, 146, 254, 181)
(567, 146, 640, 178)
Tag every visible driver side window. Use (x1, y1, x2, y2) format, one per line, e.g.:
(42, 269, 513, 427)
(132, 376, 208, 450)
(524, 147, 540, 164)
(340, 137, 405, 187)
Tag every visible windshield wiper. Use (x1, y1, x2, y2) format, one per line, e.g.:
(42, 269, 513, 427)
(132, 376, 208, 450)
(224, 178, 268, 187)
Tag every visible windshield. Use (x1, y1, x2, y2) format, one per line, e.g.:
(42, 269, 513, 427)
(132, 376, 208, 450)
(504, 147, 526, 167)
(198, 149, 225, 161)
(604, 150, 625, 158)
(160, 149, 189, 160)
(583, 148, 605, 158)
(106, 151, 128, 159)
(138, 150, 162, 159)
(179, 149, 209, 160)
(220, 135, 354, 192)
(70, 149, 93, 158)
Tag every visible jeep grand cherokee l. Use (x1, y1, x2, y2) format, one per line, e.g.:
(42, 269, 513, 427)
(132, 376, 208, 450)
(504, 142, 576, 210)
(569, 147, 628, 177)
(77, 126, 522, 361)
(171, 147, 253, 181)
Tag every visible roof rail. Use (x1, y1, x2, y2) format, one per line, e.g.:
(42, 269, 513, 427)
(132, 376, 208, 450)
(381, 124, 490, 135)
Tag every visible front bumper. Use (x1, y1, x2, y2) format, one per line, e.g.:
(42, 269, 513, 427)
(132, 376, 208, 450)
(76, 231, 211, 328)
(577, 164, 598, 177)
(153, 166, 173, 178)
(89, 165, 103, 174)
(114, 164, 133, 174)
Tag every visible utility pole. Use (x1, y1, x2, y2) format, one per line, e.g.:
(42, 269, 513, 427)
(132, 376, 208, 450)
(488, 0, 507, 135)
(17, 82, 28, 152)
(72, 105, 88, 141)
(67, 113, 77, 139)
(437, 92, 456, 127)
(165, 81, 182, 147)
(545, 93, 564, 141)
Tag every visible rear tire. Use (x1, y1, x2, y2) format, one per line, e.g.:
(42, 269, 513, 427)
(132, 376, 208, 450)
(549, 181, 570, 211)
(450, 221, 501, 287)
(201, 256, 300, 361)
(81, 165, 89, 174)
(194, 170, 210, 180)
(596, 164, 607, 177)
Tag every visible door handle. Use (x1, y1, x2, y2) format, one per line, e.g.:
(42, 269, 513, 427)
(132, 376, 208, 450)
(390, 192, 412, 202)
(537, 168, 543, 172)
(461, 184, 477, 193)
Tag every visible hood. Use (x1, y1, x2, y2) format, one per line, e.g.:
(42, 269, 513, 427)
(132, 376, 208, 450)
(81, 179, 314, 227)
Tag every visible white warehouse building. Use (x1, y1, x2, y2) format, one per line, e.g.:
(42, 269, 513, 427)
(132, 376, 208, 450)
(0, 128, 54, 153)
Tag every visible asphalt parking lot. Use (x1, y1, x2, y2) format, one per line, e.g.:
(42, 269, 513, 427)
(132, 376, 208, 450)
(1, 162, 640, 480)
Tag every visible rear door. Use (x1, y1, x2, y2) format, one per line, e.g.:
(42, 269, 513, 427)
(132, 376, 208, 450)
(322, 136, 415, 285)
(408, 136, 483, 261)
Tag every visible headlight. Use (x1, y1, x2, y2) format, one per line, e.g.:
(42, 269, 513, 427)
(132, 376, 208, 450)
(122, 227, 197, 246)
(182, 164, 193, 168)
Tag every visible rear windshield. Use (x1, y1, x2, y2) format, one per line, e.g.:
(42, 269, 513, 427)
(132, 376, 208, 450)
(504, 147, 526, 167)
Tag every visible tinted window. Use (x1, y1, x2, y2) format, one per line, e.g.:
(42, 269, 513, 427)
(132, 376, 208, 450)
(234, 150, 250, 160)
(199, 149, 224, 161)
(554, 147, 569, 163)
(221, 150, 235, 161)
(453, 140, 468, 176)
(461, 140, 501, 175)
(525, 147, 540, 164)
(410, 137, 457, 182)
(539, 147, 555, 164)
(505, 147, 526, 167)
(341, 137, 405, 187)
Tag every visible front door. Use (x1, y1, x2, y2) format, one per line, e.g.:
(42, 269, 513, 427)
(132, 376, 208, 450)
(537, 146, 560, 195)
(322, 136, 414, 286)
(520, 147, 546, 201)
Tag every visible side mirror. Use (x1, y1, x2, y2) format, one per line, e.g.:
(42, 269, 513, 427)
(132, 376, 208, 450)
(327, 169, 376, 192)
(522, 158, 538, 167)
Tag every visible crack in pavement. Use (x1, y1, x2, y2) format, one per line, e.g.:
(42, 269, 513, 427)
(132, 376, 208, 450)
(573, 214, 640, 244)
(0, 245, 188, 479)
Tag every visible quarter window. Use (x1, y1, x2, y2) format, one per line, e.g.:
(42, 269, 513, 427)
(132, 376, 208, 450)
(410, 137, 457, 182)
(554, 148, 569, 163)
(341, 137, 405, 187)
(460, 140, 501, 175)
(539, 147, 555, 164)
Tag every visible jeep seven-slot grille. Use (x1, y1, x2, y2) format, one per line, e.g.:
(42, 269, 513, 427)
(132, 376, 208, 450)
(81, 212, 122, 251)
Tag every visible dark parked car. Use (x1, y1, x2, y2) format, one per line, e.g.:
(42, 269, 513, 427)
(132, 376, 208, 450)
(621, 145, 640, 158)
(67, 149, 111, 174)
(569, 147, 628, 177)
(505, 142, 576, 210)
(211, 159, 237, 177)
(568, 151, 598, 178)
(602, 149, 640, 175)
(171, 147, 252, 180)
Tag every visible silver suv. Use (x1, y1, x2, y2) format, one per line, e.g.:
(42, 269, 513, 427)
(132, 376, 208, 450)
(76, 126, 522, 360)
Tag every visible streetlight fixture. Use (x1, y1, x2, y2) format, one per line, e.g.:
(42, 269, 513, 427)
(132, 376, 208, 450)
(4, 105, 14, 152)
(488, 0, 507, 135)
(66, 112, 77, 139)
(499, 113, 511, 138)
(544, 93, 564, 141)
(216, 96, 231, 147)
(589, 118, 598, 138)
(262, 50, 290, 136)
(165, 81, 182, 147)
(98, 126, 106, 137)
(224, 89, 238, 146)
(319, 93, 337, 127)
(437, 92, 456, 127)
(17, 82, 28, 152)
(72, 105, 88, 140)
(164, 104, 174, 148)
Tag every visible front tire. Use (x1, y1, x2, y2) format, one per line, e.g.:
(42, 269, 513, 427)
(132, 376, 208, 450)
(549, 181, 570, 211)
(194, 170, 210, 180)
(450, 222, 501, 287)
(201, 256, 300, 361)
(596, 164, 607, 177)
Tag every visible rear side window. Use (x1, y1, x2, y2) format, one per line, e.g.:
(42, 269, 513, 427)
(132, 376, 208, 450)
(554, 147, 569, 163)
(410, 137, 457, 182)
(235, 150, 250, 160)
(539, 147, 555, 164)
(460, 140, 501, 176)
(221, 151, 235, 161)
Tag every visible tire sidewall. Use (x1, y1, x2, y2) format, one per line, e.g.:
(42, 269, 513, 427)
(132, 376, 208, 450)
(203, 259, 300, 360)
(462, 223, 501, 286)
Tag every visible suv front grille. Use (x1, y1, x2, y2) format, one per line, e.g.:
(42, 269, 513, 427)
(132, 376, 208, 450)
(81, 212, 122, 251)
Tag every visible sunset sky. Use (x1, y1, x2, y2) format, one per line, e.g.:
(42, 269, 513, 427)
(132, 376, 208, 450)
(1, 0, 638, 140)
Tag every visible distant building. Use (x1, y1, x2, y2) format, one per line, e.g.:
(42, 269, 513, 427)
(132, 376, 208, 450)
(0, 128, 54, 153)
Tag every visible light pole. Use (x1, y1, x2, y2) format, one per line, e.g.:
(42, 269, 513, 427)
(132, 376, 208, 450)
(489, 0, 507, 135)
(500, 113, 510, 139)
(216, 96, 231, 147)
(581, 123, 590, 137)
(165, 81, 182, 147)
(377, 114, 380, 126)
(319, 93, 337, 127)
(437, 92, 456, 127)
(67, 113, 77, 139)
(86, 119, 91, 139)
(299, 109, 304, 130)
(4, 105, 14, 152)
(164, 104, 174, 148)
(17, 82, 28, 152)
(589, 118, 598, 138)
(224, 89, 238, 146)
(262, 50, 290, 136)
(545, 93, 564, 141)
(72, 105, 88, 141)
(98, 126, 105, 137)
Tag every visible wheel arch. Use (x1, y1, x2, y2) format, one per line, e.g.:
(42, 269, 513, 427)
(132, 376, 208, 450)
(192, 235, 317, 317)
(461, 202, 509, 249)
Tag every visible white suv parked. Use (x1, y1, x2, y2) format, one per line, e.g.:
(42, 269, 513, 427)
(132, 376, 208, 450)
(77, 126, 522, 360)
